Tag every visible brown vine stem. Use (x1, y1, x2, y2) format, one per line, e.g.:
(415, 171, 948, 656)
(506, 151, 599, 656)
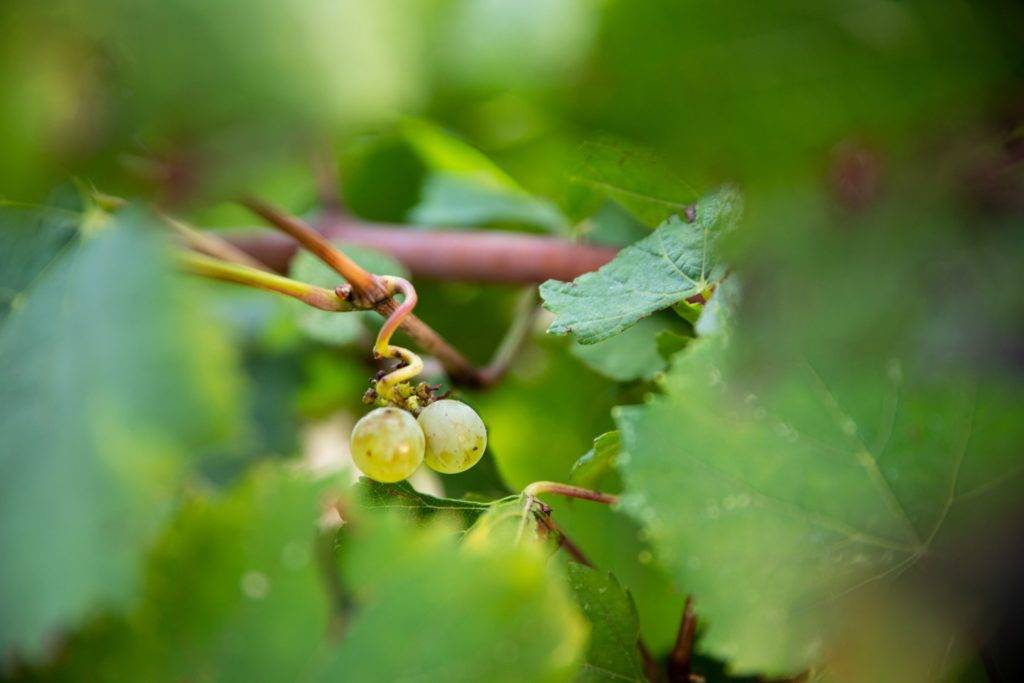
(535, 508, 593, 567)
(178, 251, 352, 312)
(224, 212, 619, 283)
(239, 196, 484, 385)
(668, 597, 697, 683)
(241, 196, 381, 299)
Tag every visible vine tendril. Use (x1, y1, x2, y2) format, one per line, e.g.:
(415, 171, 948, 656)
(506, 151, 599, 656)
(370, 276, 424, 402)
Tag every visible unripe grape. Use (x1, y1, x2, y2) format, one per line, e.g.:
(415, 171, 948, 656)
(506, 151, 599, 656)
(417, 399, 487, 474)
(350, 407, 425, 483)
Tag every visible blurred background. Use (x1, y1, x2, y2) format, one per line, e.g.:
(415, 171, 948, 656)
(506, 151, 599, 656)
(1, 1, 1023, 681)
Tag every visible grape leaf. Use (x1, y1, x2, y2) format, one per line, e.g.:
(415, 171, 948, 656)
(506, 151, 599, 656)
(353, 478, 491, 528)
(616, 331, 1024, 675)
(315, 513, 587, 682)
(572, 139, 699, 227)
(540, 187, 742, 344)
(0, 208, 241, 659)
(566, 564, 646, 683)
(288, 241, 407, 346)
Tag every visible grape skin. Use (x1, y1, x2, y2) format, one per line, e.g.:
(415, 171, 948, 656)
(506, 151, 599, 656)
(417, 399, 487, 474)
(350, 407, 425, 483)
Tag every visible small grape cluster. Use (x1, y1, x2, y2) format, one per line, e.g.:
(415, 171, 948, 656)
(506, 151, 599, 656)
(347, 275, 487, 483)
(350, 396, 487, 483)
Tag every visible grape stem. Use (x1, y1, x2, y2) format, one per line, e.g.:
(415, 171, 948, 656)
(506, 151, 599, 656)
(177, 251, 352, 312)
(163, 214, 270, 271)
(241, 195, 380, 299)
(522, 481, 620, 505)
(515, 482, 618, 545)
(174, 195, 535, 389)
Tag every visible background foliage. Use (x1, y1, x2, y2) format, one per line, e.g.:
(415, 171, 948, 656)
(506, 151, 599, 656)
(1, 0, 1022, 681)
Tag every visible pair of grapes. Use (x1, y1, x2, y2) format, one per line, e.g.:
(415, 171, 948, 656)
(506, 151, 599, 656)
(350, 399, 487, 482)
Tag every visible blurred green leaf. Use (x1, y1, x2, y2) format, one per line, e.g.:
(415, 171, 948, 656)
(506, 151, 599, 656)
(0, 205, 79, 324)
(401, 119, 569, 232)
(570, 314, 689, 382)
(401, 118, 524, 191)
(0, 207, 241, 659)
(194, 344, 306, 487)
(565, 563, 645, 683)
(0, 30, 106, 200)
(655, 329, 693, 363)
(461, 497, 534, 550)
(238, 349, 303, 457)
(29, 466, 334, 682)
(318, 513, 587, 682)
(66, 0, 427, 133)
(134, 467, 331, 681)
(288, 241, 407, 347)
(434, 0, 598, 91)
(340, 136, 426, 222)
(574, 201, 650, 248)
(581, 0, 1010, 180)
(617, 324, 1024, 675)
(571, 431, 621, 491)
(342, 119, 572, 230)
(411, 174, 569, 233)
(541, 188, 742, 344)
(572, 140, 698, 227)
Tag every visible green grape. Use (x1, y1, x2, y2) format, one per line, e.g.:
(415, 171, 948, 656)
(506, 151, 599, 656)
(350, 407, 425, 483)
(417, 399, 487, 474)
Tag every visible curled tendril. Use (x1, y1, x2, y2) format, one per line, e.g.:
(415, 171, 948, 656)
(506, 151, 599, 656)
(372, 276, 424, 402)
